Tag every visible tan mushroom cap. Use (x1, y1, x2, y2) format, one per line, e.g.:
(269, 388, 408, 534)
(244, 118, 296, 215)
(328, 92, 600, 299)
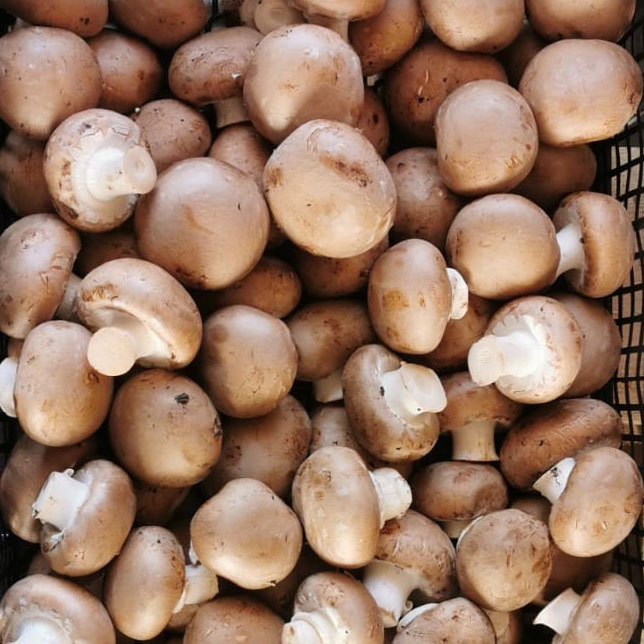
(184, 596, 283, 644)
(483, 609, 522, 644)
(191, 478, 303, 589)
(291, 0, 384, 20)
(0, 574, 115, 644)
(553, 293, 622, 398)
(133, 482, 190, 527)
(0, 214, 80, 339)
(76, 227, 140, 276)
(435, 80, 538, 195)
(244, 26, 364, 144)
(383, 40, 507, 145)
(500, 398, 622, 489)
(240, 0, 305, 35)
(135, 157, 269, 290)
(202, 395, 311, 498)
(355, 88, 390, 157)
(199, 305, 297, 418)
(104, 526, 185, 641)
(553, 191, 636, 298)
(0, 26, 102, 140)
(0, 131, 53, 217)
(456, 509, 552, 611)
(519, 40, 642, 146)
(498, 21, 546, 87)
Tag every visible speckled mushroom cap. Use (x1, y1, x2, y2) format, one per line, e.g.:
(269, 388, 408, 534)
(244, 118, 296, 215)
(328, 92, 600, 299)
(0, 574, 115, 644)
(500, 398, 622, 489)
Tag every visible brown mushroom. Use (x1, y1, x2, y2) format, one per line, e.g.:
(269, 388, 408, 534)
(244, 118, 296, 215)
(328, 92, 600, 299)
(292, 0, 385, 37)
(75, 227, 140, 276)
(240, 0, 304, 35)
(497, 20, 546, 87)
(482, 610, 522, 644)
(133, 482, 190, 527)
(355, 87, 390, 157)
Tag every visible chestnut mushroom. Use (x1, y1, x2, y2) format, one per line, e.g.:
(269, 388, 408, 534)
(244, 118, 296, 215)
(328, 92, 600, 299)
(482, 610, 522, 644)
(75, 227, 140, 275)
(355, 87, 390, 157)
(497, 20, 546, 87)
(240, 0, 304, 34)
(290, 0, 385, 40)
(133, 482, 190, 527)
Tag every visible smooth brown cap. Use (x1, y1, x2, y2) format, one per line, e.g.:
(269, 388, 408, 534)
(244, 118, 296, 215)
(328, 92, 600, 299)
(291, 0, 384, 19)
(355, 87, 390, 157)
(133, 482, 190, 527)
(76, 228, 140, 276)
(497, 21, 546, 87)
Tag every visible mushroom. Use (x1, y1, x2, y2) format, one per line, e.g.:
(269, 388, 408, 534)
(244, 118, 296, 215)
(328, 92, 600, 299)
(75, 227, 140, 275)
(0, 574, 115, 644)
(513, 144, 597, 212)
(552, 191, 636, 298)
(199, 305, 297, 418)
(438, 372, 523, 461)
(135, 157, 269, 290)
(383, 40, 507, 145)
(184, 596, 284, 644)
(412, 462, 509, 538)
(240, 0, 304, 34)
(292, 446, 412, 568)
(0, 26, 102, 140)
(202, 395, 311, 498)
(283, 572, 384, 643)
(75, 258, 203, 377)
(534, 573, 639, 644)
(349, 0, 423, 76)
(392, 598, 495, 643)
(0, 434, 95, 543)
(290, 0, 385, 40)
(456, 509, 552, 611)
(244, 25, 364, 144)
(0, 321, 113, 445)
(355, 87, 390, 157)
(467, 296, 582, 404)
(168, 27, 262, 129)
(552, 293, 622, 397)
(109, 369, 222, 488)
(0, 131, 53, 217)
(0, 214, 80, 339)
(32, 459, 136, 576)
(191, 478, 303, 589)
(497, 21, 546, 87)
(519, 39, 642, 146)
(134, 482, 190, 527)
(446, 195, 559, 300)
(482, 610, 522, 644)
(362, 510, 457, 626)
(435, 80, 538, 195)
(342, 344, 447, 462)
(419, 0, 524, 53)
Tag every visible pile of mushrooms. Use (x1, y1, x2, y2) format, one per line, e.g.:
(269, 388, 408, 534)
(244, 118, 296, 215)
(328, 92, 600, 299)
(0, 1, 642, 642)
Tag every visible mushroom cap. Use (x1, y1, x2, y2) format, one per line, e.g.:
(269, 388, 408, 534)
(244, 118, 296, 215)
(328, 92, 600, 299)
(191, 478, 303, 589)
(168, 27, 262, 106)
(109, 369, 222, 487)
(0, 214, 80, 339)
(553, 191, 636, 298)
(355, 87, 390, 158)
(500, 398, 623, 489)
(497, 21, 546, 87)
(419, 0, 524, 53)
(15, 321, 113, 446)
(199, 305, 297, 418)
(412, 462, 508, 522)
(76, 258, 203, 371)
(456, 509, 552, 611)
(184, 596, 284, 644)
(202, 395, 311, 498)
(104, 526, 185, 640)
(349, 0, 423, 75)
(343, 344, 441, 462)
(290, 0, 384, 19)
(553, 293, 621, 397)
(76, 228, 140, 276)
(435, 80, 538, 195)
(0, 131, 53, 217)
(244, 25, 364, 144)
(383, 40, 507, 145)
(0, 26, 102, 140)
(133, 482, 190, 527)
(263, 119, 395, 258)
(519, 39, 642, 146)
(0, 574, 115, 644)
(483, 609, 522, 644)
(135, 157, 269, 290)
(392, 598, 495, 644)
(368, 239, 452, 354)
(41, 459, 136, 576)
(292, 446, 381, 567)
(549, 447, 643, 557)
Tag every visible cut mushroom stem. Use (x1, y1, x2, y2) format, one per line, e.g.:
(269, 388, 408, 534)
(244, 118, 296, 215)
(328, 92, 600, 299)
(441, 518, 474, 540)
(284, 607, 341, 644)
(8, 618, 66, 644)
(313, 369, 344, 403)
(533, 587, 582, 635)
(304, 13, 348, 41)
(398, 603, 438, 628)
(532, 457, 576, 504)
(32, 469, 90, 532)
(0, 355, 18, 417)
(554, 222, 585, 279)
(451, 419, 499, 461)
(215, 96, 249, 129)
(370, 468, 413, 527)
(362, 559, 416, 626)
(447, 268, 469, 320)
(173, 563, 219, 614)
(55, 274, 81, 321)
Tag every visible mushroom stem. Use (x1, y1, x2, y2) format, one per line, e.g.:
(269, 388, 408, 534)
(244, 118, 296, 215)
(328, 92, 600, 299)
(304, 13, 349, 41)
(173, 564, 219, 613)
(0, 355, 18, 417)
(447, 268, 469, 320)
(451, 419, 499, 461)
(380, 362, 447, 424)
(215, 96, 249, 129)
(370, 468, 413, 526)
(8, 618, 66, 644)
(533, 457, 576, 504)
(533, 587, 582, 635)
(313, 369, 344, 403)
(555, 221, 585, 279)
(283, 608, 341, 644)
(398, 603, 438, 628)
(55, 273, 81, 321)
(441, 518, 473, 539)
(32, 469, 90, 531)
(87, 327, 139, 377)
(253, 0, 304, 34)
(86, 145, 157, 201)
(363, 559, 417, 627)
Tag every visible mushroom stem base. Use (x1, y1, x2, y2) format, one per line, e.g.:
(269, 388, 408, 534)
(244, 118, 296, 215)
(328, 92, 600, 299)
(0, 356, 18, 417)
(283, 608, 342, 644)
(363, 559, 417, 628)
(370, 468, 412, 526)
(314, 369, 343, 403)
(451, 419, 499, 461)
(533, 587, 582, 635)
(87, 326, 138, 377)
(442, 518, 473, 539)
(214, 97, 249, 129)
(8, 618, 66, 644)
(533, 457, 576, 504)
(32, 469, 90, 532)
(173, 564, 219, 613)
(555, 221, 585, 279)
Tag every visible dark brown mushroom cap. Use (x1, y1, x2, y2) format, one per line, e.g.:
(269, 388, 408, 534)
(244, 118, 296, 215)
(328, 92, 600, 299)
(133, 482, 189, 527)
(355, 88, 390, 158)
(499, 398, 622, 489)
(497, 21, 546, 87)
(76, 228, 140, 276)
